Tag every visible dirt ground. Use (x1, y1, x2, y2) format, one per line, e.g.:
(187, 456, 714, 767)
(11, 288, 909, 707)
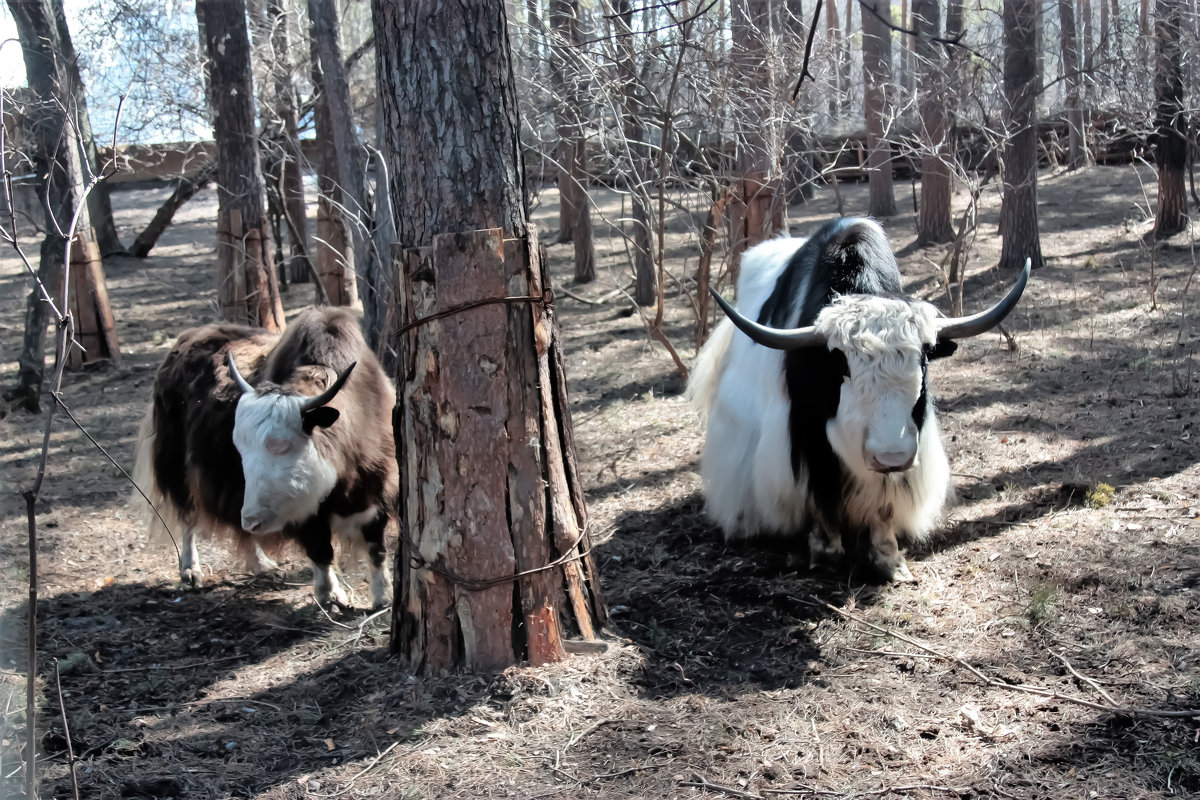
(1, 164, 1198, 800)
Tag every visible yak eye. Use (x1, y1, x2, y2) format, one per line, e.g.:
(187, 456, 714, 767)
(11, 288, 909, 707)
(265, 436, 291, 456)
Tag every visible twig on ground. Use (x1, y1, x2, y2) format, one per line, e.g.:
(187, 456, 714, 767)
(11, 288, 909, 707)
(54, 660, 81, 800)
(1054, 650, 1120, 707)
(817, 599, 1200, 719)
(760, 784, 969, 797)
(679, 772, 764, 799)
(308, 741, 419, 798)
(100, 653, 248, 674)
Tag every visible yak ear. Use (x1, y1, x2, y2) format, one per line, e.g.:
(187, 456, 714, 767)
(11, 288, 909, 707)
(927, 340, 959, 361)
(301, 406, 340, 434)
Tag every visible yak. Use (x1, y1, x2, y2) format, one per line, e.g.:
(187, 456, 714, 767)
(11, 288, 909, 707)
(133, 307, 397, 607)
(688, 217, 1029, 581)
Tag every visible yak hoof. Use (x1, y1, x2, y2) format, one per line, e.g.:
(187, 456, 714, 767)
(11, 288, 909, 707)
(870, 549, 915, 583)
(180, 568, 203, 588)
(807, 530, 845, 570)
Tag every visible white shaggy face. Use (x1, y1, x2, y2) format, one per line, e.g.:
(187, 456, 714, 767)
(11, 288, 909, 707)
(817, 296, 940, 478)
(232, 393, 337, 534)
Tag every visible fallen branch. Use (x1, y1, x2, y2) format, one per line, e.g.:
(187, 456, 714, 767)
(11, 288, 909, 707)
(761, 783, 968, 797)
(818, 600, 1200, 720)
(680, 773, 764, 799)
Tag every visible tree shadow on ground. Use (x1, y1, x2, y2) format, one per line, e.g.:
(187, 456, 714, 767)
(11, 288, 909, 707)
(597, 493, 891, 699)
(0, 577, 461, 799)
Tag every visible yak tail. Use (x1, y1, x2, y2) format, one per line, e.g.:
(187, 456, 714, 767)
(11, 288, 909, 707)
(131, 404, 179, 543)
(684, 317, 735, 424)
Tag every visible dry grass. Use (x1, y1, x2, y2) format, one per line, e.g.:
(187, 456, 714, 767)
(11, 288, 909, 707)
(0, 164, 1198, 799)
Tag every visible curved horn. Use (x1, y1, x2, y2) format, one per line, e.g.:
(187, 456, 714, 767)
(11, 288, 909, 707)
(227, 353, 255, 395)
(299, 362, 356, 411)
(935, 258, 1031, 341)
(708, 287, 827, 350)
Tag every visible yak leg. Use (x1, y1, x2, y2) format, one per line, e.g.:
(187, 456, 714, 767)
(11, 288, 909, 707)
(868, 521, 914, 582)
(243, 539, 278, 574)
(808, 527, 845, 570)
(298, 520, 349, 606)
(332, 507, 392, 610)
(359, 509, 391, 610)
(179, 526, 203, 587)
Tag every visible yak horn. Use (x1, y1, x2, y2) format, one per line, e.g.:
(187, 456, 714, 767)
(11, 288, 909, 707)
(936, 258, 1031, 341)
(709, 287, 828, 350)
(299, 362, 356, 412)
(227, 353, 256, 395)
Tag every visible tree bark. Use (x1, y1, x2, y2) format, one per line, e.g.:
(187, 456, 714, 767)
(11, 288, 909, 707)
(1058, 0, 1090, 168)
(131, 162, 217, 258)
(266, 0, 313, 287)
(731, 0, 786, 264)
(1151, 0, 1187, 239)
(47, 0, 125, 257)
(374, 0, 605, 673)
(197, 0, 285, 331)
(914, 0, 954, 245)
(999, 0, 1045, 270)
(862, 0, 898, 217)
(7, 0, 121, 412)
(614, 0, 656, 306)
(549, 0, 596, 283)
(309, 0, 373, 314)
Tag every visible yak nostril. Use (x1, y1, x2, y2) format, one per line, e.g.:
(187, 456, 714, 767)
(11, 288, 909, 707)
(243, 518, 263, 534)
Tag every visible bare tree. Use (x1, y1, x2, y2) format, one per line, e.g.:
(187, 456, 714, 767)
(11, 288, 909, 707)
(999, 0, 1045, 271)
(1151, 0, 1187, 238)
(862, 0, 898, 217)
(731, 0, 786, 261)
(7, 0, 121, 413)
(1058, 0, 1091, 168)
(374, 0, 604, 672)
(549, 0, 596, 283)
(612, 0, 656, 305)
(914, 0, 954, 244)
(196, 0, 285, 330)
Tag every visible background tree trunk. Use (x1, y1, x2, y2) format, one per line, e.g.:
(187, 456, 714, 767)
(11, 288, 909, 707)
(549, 0, 596, 283)
(914, 0, 954, 245)
(197, 0, 284, 331)
(309, 0, 370, 314)
(7, 0, 121, 413)
(731, 0, 785, 264)
(1058, 0, 1090, 168)
(373, 0, 605, 673)
(267, 0, 313, 288)
(130, 162, 217, 258)
(614, 0, 656, 306)
(1152, 0, 1187, 238)
(999, 0, 1045, 270)
(862, 0, 898, 217)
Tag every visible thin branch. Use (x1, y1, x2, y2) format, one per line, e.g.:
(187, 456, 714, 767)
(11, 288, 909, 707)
(790, 0, 824, 102)
(54, 660, 81, 800)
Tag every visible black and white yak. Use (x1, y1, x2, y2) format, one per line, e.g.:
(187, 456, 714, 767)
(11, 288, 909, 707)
(133, 307, 397, 607)
(687, 218, 1029, 581)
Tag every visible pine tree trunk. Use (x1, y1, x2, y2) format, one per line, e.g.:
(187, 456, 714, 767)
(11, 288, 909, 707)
(914, 0, 954, 245)
(309, 0, 368, 313)
(549, 0, 596, 283)
(1058, 0, 1090, 168)
(614, 0, 655, 306)
(999, 0, 1045, 270)
(8, 0, 121, 412)
(197, 0, 284, 331)
(1152, 0, 1187, 238)
(862, 0, 898, 217)
(267, 0, 313, 287)
(731, 0, 786, 263)
(374, 0, 605, 673)
(47, 0, 125, 257)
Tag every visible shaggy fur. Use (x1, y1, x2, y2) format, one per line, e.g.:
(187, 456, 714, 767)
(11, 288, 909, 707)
(688, 218, 953, 580)
(133, 307, 397, 607)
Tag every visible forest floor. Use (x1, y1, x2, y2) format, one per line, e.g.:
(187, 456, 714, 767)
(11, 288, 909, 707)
(0, 163, 1198, 800)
